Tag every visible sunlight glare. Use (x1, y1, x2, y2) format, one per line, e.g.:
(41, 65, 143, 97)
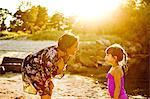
(76, 0, 122, 19)
(1, 0, 125, 21)
(54, 0, 124, 20)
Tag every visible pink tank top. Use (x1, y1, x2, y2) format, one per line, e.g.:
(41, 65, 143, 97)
(107, 73, 128, 99)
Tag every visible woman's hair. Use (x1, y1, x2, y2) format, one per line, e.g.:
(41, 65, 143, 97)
(58, 33, 79, 52)
(105, 44, 128, 74)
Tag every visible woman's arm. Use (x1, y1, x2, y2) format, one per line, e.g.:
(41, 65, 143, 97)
(41, 94, 51, 99)
(41, 80, 54, 99)
(55, 58, 65, 75)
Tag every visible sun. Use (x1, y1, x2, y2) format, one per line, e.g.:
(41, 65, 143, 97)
(76, 0, 122, 19)
(50, 0, 125, 20)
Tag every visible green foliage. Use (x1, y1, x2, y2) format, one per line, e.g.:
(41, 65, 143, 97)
(18, 1, 32, 11)
(10, 5, 48, 33)
(72, 4, 150, 55)
(10, 6, 73, 33)
(0, 31, 29, 40)
(46, 12, 74, 31)
(35, 6, 48, 28)
(27, 30, 64, 40)
(0, 8, 11, 31)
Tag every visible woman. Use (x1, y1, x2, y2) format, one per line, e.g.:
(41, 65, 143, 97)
(22, 33, 79, 99)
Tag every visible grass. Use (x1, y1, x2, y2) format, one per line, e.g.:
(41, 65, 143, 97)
(0, 31, 30, 40)
(0, 30, 64, 41)
(27, 30, 64, 40)
(0, 30, 123, 43)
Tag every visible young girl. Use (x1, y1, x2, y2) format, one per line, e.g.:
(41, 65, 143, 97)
(105, 44, 128, 99)
(22, 33, 79, 99)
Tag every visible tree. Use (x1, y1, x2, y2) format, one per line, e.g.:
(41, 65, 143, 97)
(9, 1, 31, 32)
(126, 0, 150, 9)
(9, 10, 24, 32)
(10, 5, 48, 33)
(35, 5, 48, 28)
(46, 12, 74, 31)
(0, 8, 11, 31)
(22, 6, 39, 33)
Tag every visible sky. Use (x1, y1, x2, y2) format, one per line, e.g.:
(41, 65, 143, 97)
(0, 0, 61, 15)
(0, 0, 19, 13)
(0, 0, 126, 17)
(0, 0, 83, 16)
(0, 0, 128, 25)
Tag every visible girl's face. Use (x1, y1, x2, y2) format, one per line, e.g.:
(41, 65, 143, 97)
(105, 53, 116, 65)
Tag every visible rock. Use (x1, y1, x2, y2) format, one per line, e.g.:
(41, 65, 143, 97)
(96, 39, 111, 47)
(0, 66, 5, 74)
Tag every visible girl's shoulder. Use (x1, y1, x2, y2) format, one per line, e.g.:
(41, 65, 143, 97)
(111, 66, 123, 77)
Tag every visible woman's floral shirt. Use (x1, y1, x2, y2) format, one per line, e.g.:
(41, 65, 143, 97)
(22, 45, 63, 96)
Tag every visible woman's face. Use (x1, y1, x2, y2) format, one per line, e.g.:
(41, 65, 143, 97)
(67, 42, 78, 56)
(105, 53, 116, 65)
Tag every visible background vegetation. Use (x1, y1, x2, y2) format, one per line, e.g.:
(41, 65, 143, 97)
(0, 0, 149, 97)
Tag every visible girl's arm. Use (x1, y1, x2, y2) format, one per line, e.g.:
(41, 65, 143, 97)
(113, 68, 122, 99)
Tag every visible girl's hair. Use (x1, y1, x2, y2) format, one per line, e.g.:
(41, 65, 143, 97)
(105, 44, 128, 74)
(58, 33, 79, 52)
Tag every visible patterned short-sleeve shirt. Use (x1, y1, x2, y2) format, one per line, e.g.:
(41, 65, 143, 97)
(22, 45, 64, 96)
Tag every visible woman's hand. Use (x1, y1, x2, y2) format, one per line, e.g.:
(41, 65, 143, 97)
(55, 58, 65, 75)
